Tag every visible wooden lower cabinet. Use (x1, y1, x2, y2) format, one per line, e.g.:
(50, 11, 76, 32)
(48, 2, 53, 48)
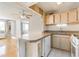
(52, 35, 71, 51)
(60, 36, 71, 51)
(52, 36, 60, 48)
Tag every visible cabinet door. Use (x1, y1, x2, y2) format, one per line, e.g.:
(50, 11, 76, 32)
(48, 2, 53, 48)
(64, 37, 71, 51)
(54, 14, 60, 24)
(77, 8, 79, 21)
(52, 35, 71, 51)
(61, 12, 68, 24)
(37, 40, 42, 57)
(60, 36, 71, 51)
(60, 37, 67, 50)
(45, 14, 54, 25)
(19, 39, 26, 57)
(44, 36, 51, 57)
(68, 9, 77, 23)
(52, 35, 61, 48)
(26, 40, 42, 57)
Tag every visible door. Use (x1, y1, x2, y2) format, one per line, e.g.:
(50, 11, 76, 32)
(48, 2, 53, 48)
(7, 20, 16, 38)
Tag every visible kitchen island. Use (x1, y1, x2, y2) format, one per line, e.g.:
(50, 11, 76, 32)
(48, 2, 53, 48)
(19, 32, 52, 57)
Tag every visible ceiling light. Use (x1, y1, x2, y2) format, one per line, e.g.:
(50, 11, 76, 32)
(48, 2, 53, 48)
(57, 2, 62, 5)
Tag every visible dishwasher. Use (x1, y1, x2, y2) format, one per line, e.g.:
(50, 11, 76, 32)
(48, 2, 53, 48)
(71, 35, 79, 57)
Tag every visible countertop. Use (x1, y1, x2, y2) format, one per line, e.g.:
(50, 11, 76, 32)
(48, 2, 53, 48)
(21, 32, 52, 42)
(73, 34, 79, 39)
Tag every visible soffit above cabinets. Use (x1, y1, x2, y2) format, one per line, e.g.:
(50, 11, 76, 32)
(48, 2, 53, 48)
(19, 2, 38, 7)
(36, 2, 79, 13)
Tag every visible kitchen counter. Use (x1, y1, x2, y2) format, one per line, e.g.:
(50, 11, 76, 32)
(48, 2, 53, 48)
(21, 32, 52, 42)
(45, 31, 79, 36)
(73, 34, 79, 39)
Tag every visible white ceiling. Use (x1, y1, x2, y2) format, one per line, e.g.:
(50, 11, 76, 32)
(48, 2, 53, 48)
(36, 2, 79, 13)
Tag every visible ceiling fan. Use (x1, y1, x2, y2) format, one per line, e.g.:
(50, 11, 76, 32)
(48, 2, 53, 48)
(12, 9, 32, 19)
(20, 9, 32, 19)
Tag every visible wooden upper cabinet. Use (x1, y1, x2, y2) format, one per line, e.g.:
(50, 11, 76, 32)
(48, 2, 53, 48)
(68, 9, 77, 23)
(45, 8, 79, 25)
(45, 14, 54, 25)
(77, 8, 79, 21)
(61, 12, 68, 24)
(54, 14, 60, 24)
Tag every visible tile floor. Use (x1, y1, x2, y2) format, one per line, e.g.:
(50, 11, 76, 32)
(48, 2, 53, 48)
(48, 48, 71, 57)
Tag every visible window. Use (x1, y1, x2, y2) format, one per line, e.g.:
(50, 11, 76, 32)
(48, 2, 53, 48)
(0, 21, 6, 33)
(21, 21, 29, 37)
(22, 23, 29, 34)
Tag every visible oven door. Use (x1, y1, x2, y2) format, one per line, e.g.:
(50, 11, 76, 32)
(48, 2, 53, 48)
(71, 42, 76, 57)
(71, 41, 79, 57)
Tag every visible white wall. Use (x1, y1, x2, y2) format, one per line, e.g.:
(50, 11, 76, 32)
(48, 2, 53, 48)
(29, 14, 44, 36)
(0, 2, 44, 38)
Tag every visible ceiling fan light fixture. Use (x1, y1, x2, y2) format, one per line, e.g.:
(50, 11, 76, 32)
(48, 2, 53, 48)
(20, 15, 26, 19)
